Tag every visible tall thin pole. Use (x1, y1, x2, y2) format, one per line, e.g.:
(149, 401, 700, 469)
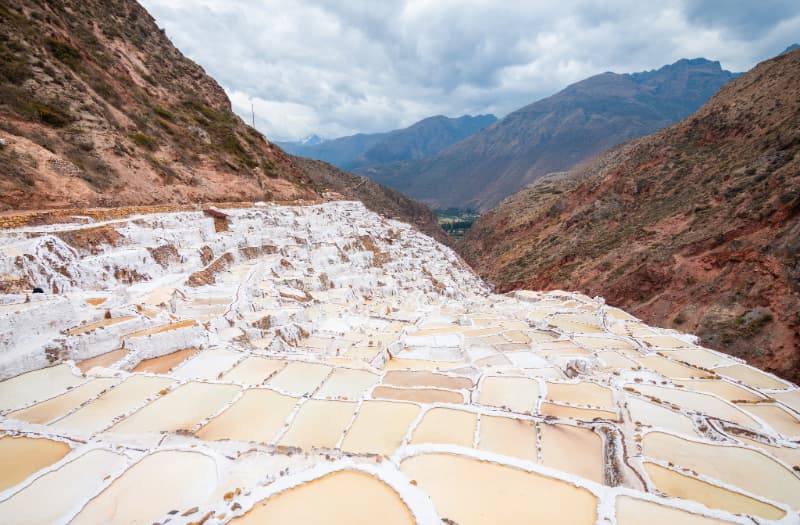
(251, 104, 255, 127)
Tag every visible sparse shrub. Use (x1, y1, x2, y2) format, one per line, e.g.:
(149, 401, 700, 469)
(780, 191, 797, 204)
(131, 132, 158, 151)
(0, 148, 37, 186)
(86, 76, 123, 107)
(221, 135, 244, 155)
(153, 105, 174, 121)
(40, 62, 57, 78)
(27, 100, 72, 127)
(101, 24, 121, 40)
(156, 118, 175, 134)
(147, 155, 178, 183)
(222, 135, 257, 169)
(24, 129, 57, 152)
(715, 309, 774, 347)
(112, 142, 128, 156)
(0, 41, 32, 83)
(46, 38, 81, 69)
(264, 162, 279, 179)
(63, 145, 116, 189)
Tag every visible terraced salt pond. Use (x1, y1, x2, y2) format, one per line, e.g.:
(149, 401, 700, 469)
(401, 453, 598, 524)
(9, 378, 119, 424)
(196, 388, 297, 443)
(231, 470, 415, 525)
(110, 382, 240, 434)
(70, 450, 218, 524)
(341, 400, 420, 455)
(478, 376, 540, 413)
(131, 347, 200, 373)
(643, 461, 786, 520)
(642, 432, 800, 509)
(278, 399, 356, 449)
(0, 449, 129, 524)
(51, 375, 175, 434)
(0, 436, 71, 491)
(1, 201, 799, 524)
(410, 408, 477, 447)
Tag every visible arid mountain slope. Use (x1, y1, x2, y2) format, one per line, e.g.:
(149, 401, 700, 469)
(460, 50, 800, 382)
(0, 0, 317, 211)
(362, 59, 738, 211)
(278, 114, 496, 171)
(291, 155, 450, 244)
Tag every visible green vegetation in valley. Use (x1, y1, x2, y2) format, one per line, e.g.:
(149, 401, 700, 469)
(435, 207, 479, 239)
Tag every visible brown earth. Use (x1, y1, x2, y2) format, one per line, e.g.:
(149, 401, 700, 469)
(460, 49, 800, 383)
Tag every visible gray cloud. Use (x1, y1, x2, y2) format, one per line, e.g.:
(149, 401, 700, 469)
(140, 0, 800, 141)
(682, 0, 799, 39)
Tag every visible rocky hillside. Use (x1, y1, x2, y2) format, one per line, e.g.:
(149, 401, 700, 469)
(362, 59, 738, 211)
(460, 49, 800, 382)
(290, 155, 450, 244)
(279, 114, 496, 171)
(0, 0, 318, 211)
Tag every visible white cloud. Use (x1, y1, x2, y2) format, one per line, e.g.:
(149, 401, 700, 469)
(141, 0, 800, 140)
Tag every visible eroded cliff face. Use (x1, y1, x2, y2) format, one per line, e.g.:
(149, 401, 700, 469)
(1, 201, 799, 524)
(0, 0, 318, 210)
(460, 49, 800, 383)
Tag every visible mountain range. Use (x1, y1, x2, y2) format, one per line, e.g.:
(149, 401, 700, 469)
(358, 58, 740, 211)
(277, 113, 497, 171)
(459, 49, 800, 382)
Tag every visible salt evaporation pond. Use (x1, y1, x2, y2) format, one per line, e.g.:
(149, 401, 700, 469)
(0, 201, 799, 524)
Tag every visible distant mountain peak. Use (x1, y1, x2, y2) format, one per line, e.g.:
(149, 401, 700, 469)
(781, 43, 800, 55)
(299, 134, 325, 146)
(626, 57, 733, 83)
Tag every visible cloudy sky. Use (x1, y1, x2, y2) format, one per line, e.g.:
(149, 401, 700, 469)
(140, 0, 799, 141)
